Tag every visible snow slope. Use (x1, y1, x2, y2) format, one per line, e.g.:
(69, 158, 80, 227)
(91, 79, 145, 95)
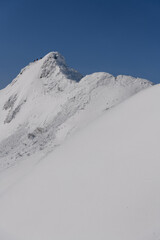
(0, 83, 159, 240)
(0, 52, 152, 171)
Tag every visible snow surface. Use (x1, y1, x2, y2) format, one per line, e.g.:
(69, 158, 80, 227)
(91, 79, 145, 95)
(0, 52, 152, 171)
(0, 83, 160, 240)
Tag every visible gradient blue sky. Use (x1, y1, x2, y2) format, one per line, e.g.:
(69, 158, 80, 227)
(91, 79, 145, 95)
(0, 0, 160, 89)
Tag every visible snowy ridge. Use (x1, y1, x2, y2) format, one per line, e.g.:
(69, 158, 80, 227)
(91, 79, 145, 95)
(0, 52, 152, 170)
(0, 83, 160, 240)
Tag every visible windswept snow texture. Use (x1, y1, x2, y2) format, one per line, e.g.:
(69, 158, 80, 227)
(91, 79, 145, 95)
(0, 84, 160, 240)
(0, 52, 152, 170)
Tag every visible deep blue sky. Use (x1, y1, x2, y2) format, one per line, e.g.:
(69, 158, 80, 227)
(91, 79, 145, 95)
(0, 0, 160, 89)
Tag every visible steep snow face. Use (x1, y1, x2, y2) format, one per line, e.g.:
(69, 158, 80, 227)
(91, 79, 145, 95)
(0, 52, 152, 170)
(0, 84, 160, 240)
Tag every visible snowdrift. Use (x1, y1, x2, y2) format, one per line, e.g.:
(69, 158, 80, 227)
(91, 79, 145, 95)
(0, 84, 160, 240)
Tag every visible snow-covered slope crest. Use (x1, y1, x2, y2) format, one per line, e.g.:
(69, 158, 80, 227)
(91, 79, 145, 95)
(0, 51, 152, 170)
(0, 84, 160, 240)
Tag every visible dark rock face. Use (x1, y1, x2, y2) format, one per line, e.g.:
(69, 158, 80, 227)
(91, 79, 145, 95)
(3, 95, 17, 110)
(4, 100, 26, 124)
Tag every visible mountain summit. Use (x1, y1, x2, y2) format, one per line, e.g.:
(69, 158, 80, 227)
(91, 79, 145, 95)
(39, 52, 83, 82)
(0, 52, 152, 170)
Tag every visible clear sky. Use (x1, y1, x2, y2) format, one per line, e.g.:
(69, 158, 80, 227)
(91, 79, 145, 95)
(0, 0, 160, 89)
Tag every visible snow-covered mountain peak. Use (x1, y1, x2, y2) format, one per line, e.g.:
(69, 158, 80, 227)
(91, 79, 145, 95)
(8, 51, 82, 93)
(42, 52, 67, 66)
(39, 51, 83, 82)
(0, 52, 153, 171)
(0, 52, 83, 124)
